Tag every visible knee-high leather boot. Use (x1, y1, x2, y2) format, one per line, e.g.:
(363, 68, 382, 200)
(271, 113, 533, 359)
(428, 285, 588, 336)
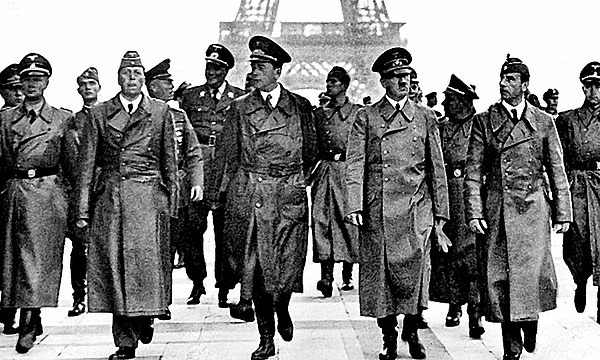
(377, 315, 398, 360)
(251, 294, 275, 360)
(401, 314, 426, 359)
(16, 308, 40, 354)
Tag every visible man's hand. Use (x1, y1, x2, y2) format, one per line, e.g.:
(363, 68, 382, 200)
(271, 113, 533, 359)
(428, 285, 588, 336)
(553, 222, 570, 233)
(468, 218, 488, 234)
(76, 219, 88, 228)
(433, 218, 451, 252)
(190, 186, 203, 202)
(345, 212, 363, 227)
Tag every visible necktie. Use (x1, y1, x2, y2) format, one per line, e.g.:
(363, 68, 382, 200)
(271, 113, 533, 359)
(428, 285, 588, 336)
(265, 94, 274, 112)
(396, 103, 402, 112)
(212, 89, 219, 104)
(128, 103, 134, 114)
(511, 109, 519, 124)
(28, 109, 37, 124)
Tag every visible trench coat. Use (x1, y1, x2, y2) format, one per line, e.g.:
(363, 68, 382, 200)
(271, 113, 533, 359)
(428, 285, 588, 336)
(430, 115, 479, 305)
(76, 94, 178, 316)
(0, 100, 75, 307)
(345, 97, 449, 318)
(464, 102, 572, 323)
(311, 99, 361, 263)
(555, 103, 600, 285)
(207, 85, 317, 300)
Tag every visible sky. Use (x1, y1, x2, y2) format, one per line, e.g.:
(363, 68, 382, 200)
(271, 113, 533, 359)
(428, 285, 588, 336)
(1, 0, 600, 112)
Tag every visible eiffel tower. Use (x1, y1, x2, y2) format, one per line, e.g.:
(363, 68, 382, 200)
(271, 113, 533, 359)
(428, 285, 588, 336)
(219, 0, 405, 102)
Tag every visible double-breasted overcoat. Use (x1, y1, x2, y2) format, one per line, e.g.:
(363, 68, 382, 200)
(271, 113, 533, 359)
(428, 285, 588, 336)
(464, 102, 572, 322)
(345, 97, 449, 318)
(0, 101, 75, 307)
(76, 94, 178, 316)
(207, 85, 317, 300)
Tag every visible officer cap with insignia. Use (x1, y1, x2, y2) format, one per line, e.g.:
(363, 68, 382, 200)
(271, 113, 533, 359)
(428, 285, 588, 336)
(425, 92, 437, 99)
(580, 61, 600, 84)
(119, 50, 144, 71)
(542, 88, 559, 100)
(444, 74, 479, 99)
(174, 81, 191, 99)
(0, 64, 21, 89)
(249, 35, 292, 67)
(18, 53, 52, 77)
(145, 59, 172, 84)
(500, 54, 529, 82)
(77, 67, 100, 86)
(372, 47, 412, 77)
(327, 66, 350, 86)
(205, 44, 235, 70)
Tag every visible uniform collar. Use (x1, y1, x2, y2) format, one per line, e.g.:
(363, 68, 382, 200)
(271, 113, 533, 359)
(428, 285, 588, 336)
(385, 95, 407, 110)
(119, 93, 142, 113)
(260, 83, 281, 108)
(501, 98, 525, 119)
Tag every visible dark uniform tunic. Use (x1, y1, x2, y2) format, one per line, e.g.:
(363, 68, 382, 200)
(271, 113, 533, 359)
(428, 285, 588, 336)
(345, 98, 449, 318)
(0, 101, 75, 307)
(430, 115, 480, 306)
(311, 99, 360, 264)
(181, 82, 244, 290)
(555, 104, 600, 285)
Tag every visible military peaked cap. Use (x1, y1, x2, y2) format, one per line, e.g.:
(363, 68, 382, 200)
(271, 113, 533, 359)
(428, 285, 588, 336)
(119, 51, 144, 70)
(145, 59, 172, 83)
(77, 67, 100, 85)
(249, 36, 291, 65)
(372, 47, 412, 75)
(425, 92, 437, 99)
(327, 66, 350, 86)
(444, 74, 479, 99)
(206, 44, 235, 69)
(501, 54, 529, 80)
(18, 53, 52, 77)
(580, 61, 600, 83)
(0, 64, 21, 88)
(543, 88, 559, 100)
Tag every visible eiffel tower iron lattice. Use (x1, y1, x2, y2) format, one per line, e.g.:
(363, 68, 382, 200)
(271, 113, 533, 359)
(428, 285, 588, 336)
(219, 0, 406, 103)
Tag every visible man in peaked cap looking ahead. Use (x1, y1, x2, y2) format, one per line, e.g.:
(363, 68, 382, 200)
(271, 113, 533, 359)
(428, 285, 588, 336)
(542, 88, 559, 118)
(0, 53, 77, 354)
(464, 55, 572, 360)
(345, 47, 450, 360)
(0, 64, 24, 109)
(556, 61, 600, 324)
(76, 51, 178, 360)
(429, 74, 485, 339)
(180, 44, 245, 308)
(207, 35, 317, 360)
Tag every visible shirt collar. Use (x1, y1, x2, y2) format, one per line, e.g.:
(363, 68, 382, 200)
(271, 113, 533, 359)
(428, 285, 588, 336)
(501, 98, 526, 119)
(385, 95, 407, 110)
(261, 83, 281, 108)
(119, 93, 142, 113)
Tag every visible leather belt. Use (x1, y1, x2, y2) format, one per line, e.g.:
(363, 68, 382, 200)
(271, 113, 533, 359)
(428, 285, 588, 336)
(8, 166, 59, 179)
(198, 134, 217, 146)
(320, 150, 346, 162)
(571, 161, 600, 171)
(241, 163, 303, 178)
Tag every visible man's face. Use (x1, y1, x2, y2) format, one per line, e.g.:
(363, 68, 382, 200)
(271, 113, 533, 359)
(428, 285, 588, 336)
(325, 77, 347, 98)
(583, 81, 600, 106)
(77, 78, 100, 103)
(21, 75, 49, 101)
(148, 78, 174, 102)
(499, 72, 527, 103)
(381, 72, 410, 101)
(442, 92, 466, 118)
(118, 66, 144, 98)
(205, 62, 227, 89)
(250, 62, 280, 91)
(545, 97, 558, 112)
(0, 86, 24, 107)
(427, 96, 437, 107)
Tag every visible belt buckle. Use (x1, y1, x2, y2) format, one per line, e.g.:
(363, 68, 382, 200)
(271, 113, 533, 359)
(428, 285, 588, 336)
(27, 169, 36, 178)
(453, 169, 462, 177)
(596, 161, 600, 170)
(333, 153, 341, 161)
(208, 135, 216, 147)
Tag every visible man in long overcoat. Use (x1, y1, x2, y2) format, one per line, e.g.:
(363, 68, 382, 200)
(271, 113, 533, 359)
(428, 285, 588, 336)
(464, 55, 572, 360)
(345, 47, 449, 360)
(0, 53, 76, 353)
(75, 51, 178, 360)
(555, 61, 600, 320)
(312, 66, 361, 297)
(429, 74, 485, 339)
(180, 44, 245, 307)
(207, 36, 317, 360)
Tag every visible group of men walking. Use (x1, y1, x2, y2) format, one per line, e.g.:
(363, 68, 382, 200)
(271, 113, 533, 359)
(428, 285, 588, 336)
(1, 35, 600, 360)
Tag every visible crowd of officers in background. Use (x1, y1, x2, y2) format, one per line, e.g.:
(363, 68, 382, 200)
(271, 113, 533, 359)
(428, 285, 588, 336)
(0, 35, 599, 360)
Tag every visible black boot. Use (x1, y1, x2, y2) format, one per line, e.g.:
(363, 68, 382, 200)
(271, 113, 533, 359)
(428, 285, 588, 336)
(317, 261, 334, 297)
(401, 315, 426, 359)
(574, 280, 587, 313)
(68, 297, 86, 317)
(522, 321, 537, 353)
(15, 309, 40, 354)
(250, 335, 275, 360)
(187, 282, 205, 305)
(445, 303, 462, 327)
(230, 298, 255, 322)
(252, 296, 276, 359)
(416, 307, 428, 329)
(218, 288, 230, 308)
(467, 303, 485, 339)
(1, 308, 18, 335)
(341, 262, 355, 291)
(377, 316, 398, 360)
(275, 293, 293, 342)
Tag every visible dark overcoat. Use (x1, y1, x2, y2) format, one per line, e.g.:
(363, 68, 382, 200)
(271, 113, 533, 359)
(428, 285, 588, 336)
(76, 94, 178, 316)
(555, 104, 600, 285)
(464, 102, 572, 322)
(345, 97, 449, 318)
(0, 101, 75, 307)
(311, 99, 361, 263)
(207, 85, 317, 300)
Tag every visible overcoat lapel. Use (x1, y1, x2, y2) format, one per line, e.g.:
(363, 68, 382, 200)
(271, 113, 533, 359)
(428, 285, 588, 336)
(503, 104, 536, 151)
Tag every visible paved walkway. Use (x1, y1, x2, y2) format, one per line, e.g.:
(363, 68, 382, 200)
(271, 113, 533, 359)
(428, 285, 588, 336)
(1, 227, 600, 359)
